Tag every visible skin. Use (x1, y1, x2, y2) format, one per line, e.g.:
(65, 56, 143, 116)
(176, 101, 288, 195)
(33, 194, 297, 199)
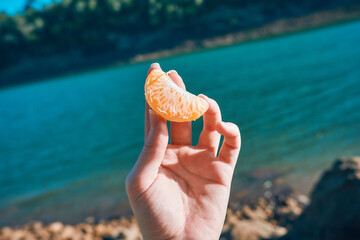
(126, 63, 241, 240)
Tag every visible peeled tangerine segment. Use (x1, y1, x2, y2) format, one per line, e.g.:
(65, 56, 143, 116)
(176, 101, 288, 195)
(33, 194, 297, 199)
(145, 69, 209, 122)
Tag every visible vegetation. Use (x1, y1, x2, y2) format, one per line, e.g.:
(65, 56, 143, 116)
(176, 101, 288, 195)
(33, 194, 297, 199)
(0, 0, 358, 86)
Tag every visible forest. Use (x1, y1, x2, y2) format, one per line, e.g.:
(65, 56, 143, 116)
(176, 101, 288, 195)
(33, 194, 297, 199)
(0, 0, 359, 86)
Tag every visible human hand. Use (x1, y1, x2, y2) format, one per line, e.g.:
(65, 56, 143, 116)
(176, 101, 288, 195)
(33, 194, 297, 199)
(126, 63, 241, 240)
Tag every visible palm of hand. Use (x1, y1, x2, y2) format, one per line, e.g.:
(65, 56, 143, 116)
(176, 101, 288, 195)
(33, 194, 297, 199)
(137, 146, 232, 239)
(126, 64, 240, 240)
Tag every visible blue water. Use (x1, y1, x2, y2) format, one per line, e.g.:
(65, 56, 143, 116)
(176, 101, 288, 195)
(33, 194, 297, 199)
(1, 20, 360, 227)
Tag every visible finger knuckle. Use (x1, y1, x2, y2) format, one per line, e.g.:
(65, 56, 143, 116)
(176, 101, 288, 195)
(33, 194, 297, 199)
(125, 173, 135, 192)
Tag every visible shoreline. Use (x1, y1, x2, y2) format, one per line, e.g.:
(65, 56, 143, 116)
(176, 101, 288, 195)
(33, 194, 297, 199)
(129, 6, 360, 64)
(1, 6, 360, 89)
(0, 165, 312, 229)
(0, 188, 309, 239)
(1, 157, 359, 240)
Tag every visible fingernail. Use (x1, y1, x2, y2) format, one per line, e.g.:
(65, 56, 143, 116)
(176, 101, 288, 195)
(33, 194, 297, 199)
(150, 62, 160, 68)
(167, 70, 177, 75)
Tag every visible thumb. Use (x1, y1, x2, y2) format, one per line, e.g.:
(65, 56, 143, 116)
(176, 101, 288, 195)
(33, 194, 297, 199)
(136, 109, 168, 176)
(126, 109, 168, 200)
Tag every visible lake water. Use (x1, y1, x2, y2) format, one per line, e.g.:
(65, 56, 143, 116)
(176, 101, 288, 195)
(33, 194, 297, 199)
(1, 20, 360, 227)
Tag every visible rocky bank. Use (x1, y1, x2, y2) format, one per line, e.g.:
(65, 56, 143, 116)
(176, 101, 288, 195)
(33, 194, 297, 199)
(1, 157, 359, 240)
(281, 157, 360, 240)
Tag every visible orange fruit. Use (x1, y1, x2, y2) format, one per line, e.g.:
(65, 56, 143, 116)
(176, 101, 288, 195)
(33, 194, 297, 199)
(145, 69, 209, 122)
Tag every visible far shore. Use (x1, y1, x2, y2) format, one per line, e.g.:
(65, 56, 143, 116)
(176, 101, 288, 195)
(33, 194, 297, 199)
(1, 5, 360, 89)
(129, 6, 360, 64)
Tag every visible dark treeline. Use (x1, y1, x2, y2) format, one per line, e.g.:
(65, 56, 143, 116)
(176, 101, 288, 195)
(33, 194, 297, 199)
(0, 0, 358, 86)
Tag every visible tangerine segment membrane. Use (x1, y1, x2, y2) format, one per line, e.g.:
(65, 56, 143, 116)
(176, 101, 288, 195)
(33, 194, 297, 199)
(145, 69, 209, 122)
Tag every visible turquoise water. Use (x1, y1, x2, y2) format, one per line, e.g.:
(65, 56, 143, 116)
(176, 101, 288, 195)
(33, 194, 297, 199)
(1, 20, 360, 227)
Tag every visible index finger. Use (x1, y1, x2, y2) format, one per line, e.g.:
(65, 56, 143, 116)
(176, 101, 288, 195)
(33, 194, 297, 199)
(168, 70, 192, 146)
(145, 63, 162, 141)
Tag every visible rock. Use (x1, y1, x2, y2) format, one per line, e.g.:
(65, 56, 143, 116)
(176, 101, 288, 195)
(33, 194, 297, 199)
(242, 205, 268, 220)
(225, 209, 240, 225)
(47, 222, 64, 233)
(274, 196, 303, 225)
(282, 157, 360, 240)
(257, 197, 268, 209)
(122, 223, 142, 240)
(109, 225, 125, 238)
(231, 220, 287, 240)
(11, 229, 35, 240)
(77, 223, 94, 235)
(0, 227, 13, 237)
(223, 204, 288, 240)
(27, 221, 43, 234)
(95, 223, 108, 236)
(61, 225, 79, 239)
(295, 194, 309, 206)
